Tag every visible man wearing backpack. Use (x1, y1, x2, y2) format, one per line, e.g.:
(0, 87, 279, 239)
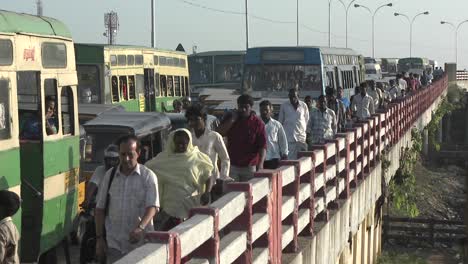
(95, 135, 159, 263)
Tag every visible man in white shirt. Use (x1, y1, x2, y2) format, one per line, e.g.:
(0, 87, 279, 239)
(278, 89, 309, 159)
(397, 73, 407, 93)
(186, 104, 231, 198)
(260, 100, 288, 169)
(95, 135, 159, 263)
(351, 82, 375, 121)
(388, 79, 400, 101)
(367, 80, 381, 110)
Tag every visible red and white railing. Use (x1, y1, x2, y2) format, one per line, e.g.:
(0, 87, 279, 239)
(117, 75, 448, 264)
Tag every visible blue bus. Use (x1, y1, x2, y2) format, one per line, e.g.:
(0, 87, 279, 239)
(241, 46, 364, 100)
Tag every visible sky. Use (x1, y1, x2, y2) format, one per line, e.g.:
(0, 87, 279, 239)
(3, 0, 468, 69)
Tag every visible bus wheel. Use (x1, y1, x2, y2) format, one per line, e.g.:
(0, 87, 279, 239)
(38, 247, 57, 264)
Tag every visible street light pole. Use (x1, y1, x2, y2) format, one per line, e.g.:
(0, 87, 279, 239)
(394, 11, 429, 57)
(410, 12, 429, 57)
(441, 20, 468, 66)
(328, 0, 346, 47)
(372, 3, 392, 58)
(297, 0, 299, 46)
(355, 3, 392, 58)
(151, 0, 156, 48)
(345, 0, 358, 48)
(245, 0, 249, 50)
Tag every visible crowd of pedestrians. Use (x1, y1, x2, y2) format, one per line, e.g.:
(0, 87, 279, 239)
(70, 67, 443, 263)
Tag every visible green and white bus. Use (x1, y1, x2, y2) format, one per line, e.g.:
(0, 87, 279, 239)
(0, 10, 79, 262)
(75, 44, 189, 112)
(397, 57, 431, 75)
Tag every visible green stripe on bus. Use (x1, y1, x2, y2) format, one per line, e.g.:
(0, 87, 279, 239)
(155, 96, 183, 112)
(43, 136, 80, 178)
(0, 147, 21, 189)
(39, 190, 78, 255)
(115, 99, 142, 112)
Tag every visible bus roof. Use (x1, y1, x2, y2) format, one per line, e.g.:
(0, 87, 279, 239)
(75, 43, 186, 54)
(75, 43, 187, 64)
(189, 50, 246, 57)
(83, 112, 171, 136)
(0, 10, 72, 38)
(245, 46, 360, 64)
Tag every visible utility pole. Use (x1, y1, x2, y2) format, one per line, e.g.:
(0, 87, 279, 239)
(151, 0, 156, 48)
(104, 11, 119, 45)
(245, 0, 249, 50)
(36, 0, 43, 16)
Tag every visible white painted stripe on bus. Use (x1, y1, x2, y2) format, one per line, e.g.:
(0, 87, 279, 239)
(7, 185, 21, 197)
(43, 169, 79, 201)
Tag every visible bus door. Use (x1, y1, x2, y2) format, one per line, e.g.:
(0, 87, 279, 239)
(144, 68, 155, 112)
(17, 71, 44, 262)
(334, 67, 340, 91)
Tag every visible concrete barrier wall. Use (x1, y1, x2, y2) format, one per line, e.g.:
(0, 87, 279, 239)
(116, 76, 448, 264)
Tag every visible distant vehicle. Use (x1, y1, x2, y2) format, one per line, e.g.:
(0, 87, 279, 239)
(78, 103, 125, 125)
(75, 44, 190, 112)
(380, 58, 399, 76)
(429, 59, 438, 70)
(165, 112, 220, 131)
(242, 46, 364, 105)
(364, 57, 377, 64)
(398, 57, 431, 75)
(189, 50, 245, 91)
(365, 63, 383, 80)
(81, 112, 171, 203)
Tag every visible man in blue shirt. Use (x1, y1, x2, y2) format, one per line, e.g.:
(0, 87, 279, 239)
(21, 96, 57, 139)
(337, 87, 350, 109)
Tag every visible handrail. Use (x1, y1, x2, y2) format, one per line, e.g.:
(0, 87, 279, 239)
(116, 75, 448, 264)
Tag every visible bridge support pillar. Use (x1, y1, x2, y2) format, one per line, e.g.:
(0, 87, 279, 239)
(422, 129, 429, 157)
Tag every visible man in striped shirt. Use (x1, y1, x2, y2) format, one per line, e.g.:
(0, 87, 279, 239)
(307, 95, 337, 145)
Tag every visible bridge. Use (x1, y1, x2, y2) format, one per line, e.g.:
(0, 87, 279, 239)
(116, 72, 450, 264)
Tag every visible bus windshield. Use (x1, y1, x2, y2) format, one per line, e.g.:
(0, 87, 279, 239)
(243, 64, 322, 92)
(189, 56, 213, 84)
(398, 58, 424, 73)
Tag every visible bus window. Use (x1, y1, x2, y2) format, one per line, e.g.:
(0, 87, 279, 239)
(184, 77, 189, 96)
(117, 55, 127, 66)
(154, 56, 159, 65)
(42, 42, 67, 68)
(77, 65, 100, 104)
(334, 67, 340, 88)
(159, 56, 167, 66)
(18, 72, 40, 140)
(44, 79, 58, 136)
(181, 76, 185, 96)
(160, 75, 167, 97)
(167, 76, 173, 97)
(155, 73, 160, 96)
(174, 76, 181, 96)
(326, 71, 335, 89)
(0, 79, 11, 140)
(0, 39, 13, 66)
(180, 59, 186, 68)
(110, 55, 117, 66)
(127, 55, 135, 66)
(111, 76, 119, 102)
(119, 76, 128, 100)
(353, 67, 358, 86)
(128, 76, 136, 99)
(135, 55, 144, 65)
(60, 86, 75, 135)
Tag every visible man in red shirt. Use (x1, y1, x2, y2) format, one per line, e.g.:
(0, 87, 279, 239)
(218, 94, 267, 182)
